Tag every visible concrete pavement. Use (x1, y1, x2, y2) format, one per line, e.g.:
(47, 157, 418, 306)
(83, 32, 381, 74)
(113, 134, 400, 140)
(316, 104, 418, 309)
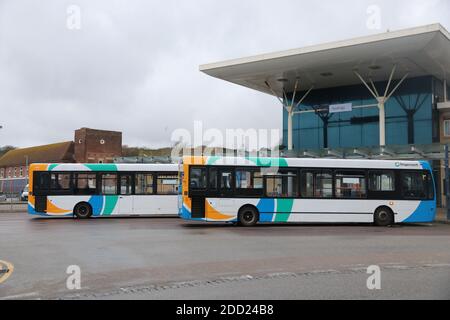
(0, 212, 449, 300)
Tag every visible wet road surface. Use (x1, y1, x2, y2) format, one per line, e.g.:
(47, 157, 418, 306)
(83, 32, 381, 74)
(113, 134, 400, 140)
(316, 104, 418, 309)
(0, 212, 449, 299)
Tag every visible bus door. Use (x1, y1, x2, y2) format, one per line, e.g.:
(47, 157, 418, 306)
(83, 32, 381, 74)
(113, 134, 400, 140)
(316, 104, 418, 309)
(33, 171, 49, 213)
(219, 168, 234, 198)
(217, 168, 235, 215)
(119, 174, 133, 214)
(189, 167, 207, 218)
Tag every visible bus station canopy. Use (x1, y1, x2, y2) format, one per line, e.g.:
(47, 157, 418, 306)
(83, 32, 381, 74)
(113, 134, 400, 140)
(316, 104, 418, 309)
(282, 143, 448, 161)
(200, 24, 450, 96)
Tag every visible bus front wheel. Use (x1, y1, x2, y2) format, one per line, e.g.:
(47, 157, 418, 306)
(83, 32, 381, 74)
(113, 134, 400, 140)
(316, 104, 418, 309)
(238, 206, 259, 227)
(374, 207, 394, 226)
(74, 202, 93, 219)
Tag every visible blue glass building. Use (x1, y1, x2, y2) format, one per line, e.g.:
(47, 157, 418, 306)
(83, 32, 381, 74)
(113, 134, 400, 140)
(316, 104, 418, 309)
(282, 76, 444, 151)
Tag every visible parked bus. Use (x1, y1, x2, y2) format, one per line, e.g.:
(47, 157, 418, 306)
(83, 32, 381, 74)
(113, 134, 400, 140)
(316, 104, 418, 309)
(178, 156, 436, 226)
(28, 163, 179, 218)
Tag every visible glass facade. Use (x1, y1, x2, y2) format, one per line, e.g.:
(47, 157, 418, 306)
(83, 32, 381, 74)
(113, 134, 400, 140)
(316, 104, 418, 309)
(283, 76, 436, 151)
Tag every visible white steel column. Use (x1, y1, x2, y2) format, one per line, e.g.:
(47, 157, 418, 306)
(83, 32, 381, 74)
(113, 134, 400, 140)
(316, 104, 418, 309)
(354, 65, 409, 146)
(287, 105, 294, 151)
(265, 80, 313, 151)
(378, 101, 386, 146)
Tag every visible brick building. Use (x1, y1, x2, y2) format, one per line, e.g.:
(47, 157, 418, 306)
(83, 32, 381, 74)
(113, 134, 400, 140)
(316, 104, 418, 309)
(0, 128, 122, 194)
(74, 128, 122, 163)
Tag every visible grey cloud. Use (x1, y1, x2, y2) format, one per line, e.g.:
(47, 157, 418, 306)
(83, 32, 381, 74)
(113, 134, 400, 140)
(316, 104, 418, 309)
(0, 0, 448, 148)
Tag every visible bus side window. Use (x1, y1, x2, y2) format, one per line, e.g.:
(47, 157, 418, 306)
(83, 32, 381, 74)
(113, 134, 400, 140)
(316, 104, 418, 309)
(335, 171, 366, 199)
(369, 171, 395, 192)
(265, 173, 298, 198)
(301, 170, 332, 198)
(120, 174, 133, 195)
(100, 173, 118, 195)
(401, 171, 429, 200)
(300, 171, 314, 198)
(135, 174, 153, 195)
(209, 168, 218, 190)
(50, 173, 71, 191)
(220, 170, 233, 190)
(75, 173, 97, 195)
(190, 167, 207, 189)
(157, 174, 178, 195)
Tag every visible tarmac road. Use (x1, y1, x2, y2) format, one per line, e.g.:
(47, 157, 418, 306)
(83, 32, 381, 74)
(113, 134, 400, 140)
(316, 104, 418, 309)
(0, 212, 449, 300)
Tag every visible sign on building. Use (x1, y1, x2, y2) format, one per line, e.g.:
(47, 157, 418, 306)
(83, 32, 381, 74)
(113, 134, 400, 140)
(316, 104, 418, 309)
(329, 103, 353, 113)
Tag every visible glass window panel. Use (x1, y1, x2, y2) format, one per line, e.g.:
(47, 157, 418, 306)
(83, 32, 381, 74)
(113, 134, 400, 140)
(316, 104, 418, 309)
(369, 171, 395, 191)
(335, 171, 366, 199)
(445, 120, 450, 137)
(36, 172, 50, 190)
(402, 172, 430, 200)
(253, 172, 263, 189)
(301, 171, 314, 198)
(235, 169, 264, 190)
(220, 171, 233, 190)
(75, 173, 96, 195)
(209, 168, 218, 190)
(190, 168, 206, 189)
(50, 173, 71, 190)
(314, 171, 333, 198)
(135, 174, 153, 195)
(101, 173, 117, 195)
(120, 175, 132, 195)
(265, 173, 298, 198)
(157, 174, 178, 195)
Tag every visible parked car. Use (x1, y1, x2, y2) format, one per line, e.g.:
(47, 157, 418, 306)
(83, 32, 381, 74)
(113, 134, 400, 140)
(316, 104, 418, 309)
(0, 193, 6, 202)
(21, 184, 29, 202)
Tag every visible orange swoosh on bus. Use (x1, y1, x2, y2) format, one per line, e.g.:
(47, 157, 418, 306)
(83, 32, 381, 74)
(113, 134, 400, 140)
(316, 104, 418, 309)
(205, 201, 235, 221)
(29, 195, 35, 206)
(46, 200, 71, 215)
(183, 196, 192, 211)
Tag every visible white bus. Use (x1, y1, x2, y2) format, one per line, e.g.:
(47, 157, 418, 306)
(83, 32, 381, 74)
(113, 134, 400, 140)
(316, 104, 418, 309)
(28, 163, 179, 218)
(179, 156, 437, 226)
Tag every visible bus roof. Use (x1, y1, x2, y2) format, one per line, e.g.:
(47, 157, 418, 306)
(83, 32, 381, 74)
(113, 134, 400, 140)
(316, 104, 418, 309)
(182, 156, 430, 171)
(29, 163, 179, 172)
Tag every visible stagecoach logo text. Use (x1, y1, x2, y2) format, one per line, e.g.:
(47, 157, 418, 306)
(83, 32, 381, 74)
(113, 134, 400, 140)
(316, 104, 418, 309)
(0, 260, 14, 284)
(395, 162, 419, 168)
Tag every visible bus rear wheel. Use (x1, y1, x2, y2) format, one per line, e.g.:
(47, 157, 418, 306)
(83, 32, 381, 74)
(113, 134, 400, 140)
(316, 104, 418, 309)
(74, 202, 93, 219)
(374, 207, 394, 226)
(238, 206, 259, 227)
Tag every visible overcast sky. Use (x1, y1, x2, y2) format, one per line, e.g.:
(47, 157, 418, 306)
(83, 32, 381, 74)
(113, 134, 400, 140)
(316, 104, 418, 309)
(0, 0, 449, 149)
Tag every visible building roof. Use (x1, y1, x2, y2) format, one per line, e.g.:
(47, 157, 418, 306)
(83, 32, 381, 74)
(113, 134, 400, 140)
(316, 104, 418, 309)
(200, 24, 450, 96)
(76, 127, 122, 135)
(0, 141, 74, 167)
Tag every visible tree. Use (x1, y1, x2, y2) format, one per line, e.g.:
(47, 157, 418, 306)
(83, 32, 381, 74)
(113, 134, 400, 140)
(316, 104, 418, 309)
(0, 146, 16, 158)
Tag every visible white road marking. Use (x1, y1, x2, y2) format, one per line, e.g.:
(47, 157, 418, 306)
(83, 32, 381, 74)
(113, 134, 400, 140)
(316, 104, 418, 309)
(423, 263, 450, 268)
(0, 292, 39, 300)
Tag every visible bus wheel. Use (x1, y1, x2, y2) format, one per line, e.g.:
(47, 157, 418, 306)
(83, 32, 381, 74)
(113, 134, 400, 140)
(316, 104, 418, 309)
(238, 206, 259, 227)
(74, 202, 93, 219)
(374, 207, 394, 226)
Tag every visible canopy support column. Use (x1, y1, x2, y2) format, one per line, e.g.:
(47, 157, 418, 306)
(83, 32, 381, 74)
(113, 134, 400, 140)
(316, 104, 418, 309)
(354, 65, 409, 146)
(287, 106, 294, 151)
(265, 80, 313, 151)
(379, 101, 386, 146)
